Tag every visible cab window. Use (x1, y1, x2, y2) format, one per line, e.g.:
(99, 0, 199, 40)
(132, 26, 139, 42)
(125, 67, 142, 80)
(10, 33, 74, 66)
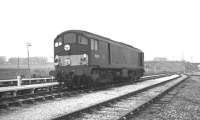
(64, 33, 76, 44)
(54, 36, 62, 47)
(91, 39, 98, 50)
(78, 35, 88, 45)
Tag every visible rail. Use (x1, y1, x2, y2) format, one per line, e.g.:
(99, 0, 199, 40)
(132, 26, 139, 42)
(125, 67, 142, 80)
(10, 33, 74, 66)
(141, 73, 167, 78)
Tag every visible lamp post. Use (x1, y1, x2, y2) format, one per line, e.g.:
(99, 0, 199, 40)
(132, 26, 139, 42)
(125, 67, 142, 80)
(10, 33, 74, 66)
(26, 42, 31, 77)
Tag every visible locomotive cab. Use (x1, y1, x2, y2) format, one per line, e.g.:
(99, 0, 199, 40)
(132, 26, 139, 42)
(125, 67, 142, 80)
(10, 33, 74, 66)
(54, 32, 92, 84)
(54, 33, 89, 66)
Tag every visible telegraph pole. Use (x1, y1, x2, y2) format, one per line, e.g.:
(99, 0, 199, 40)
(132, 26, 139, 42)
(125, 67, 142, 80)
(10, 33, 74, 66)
(17, 57, 20, 75)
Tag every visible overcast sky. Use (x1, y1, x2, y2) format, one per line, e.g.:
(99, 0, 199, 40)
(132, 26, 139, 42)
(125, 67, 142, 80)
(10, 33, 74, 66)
(0, 0, 200, 62)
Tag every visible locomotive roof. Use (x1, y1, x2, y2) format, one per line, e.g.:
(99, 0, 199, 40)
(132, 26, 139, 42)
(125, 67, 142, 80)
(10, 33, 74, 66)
(57, 30, 143, 53)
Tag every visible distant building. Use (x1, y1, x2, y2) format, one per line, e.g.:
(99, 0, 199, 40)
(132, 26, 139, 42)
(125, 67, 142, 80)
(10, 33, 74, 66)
(8, 57, 48, 65)
(198, 65, 200, 70)
(153, 57, 167, 61)
(0, 56, 6, 64)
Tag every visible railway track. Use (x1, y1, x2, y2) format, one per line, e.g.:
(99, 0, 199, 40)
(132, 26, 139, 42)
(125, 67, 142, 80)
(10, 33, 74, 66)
(0, 74, 170, 109)
(0, 74, 184, 120)
(53, 74, 188, 120)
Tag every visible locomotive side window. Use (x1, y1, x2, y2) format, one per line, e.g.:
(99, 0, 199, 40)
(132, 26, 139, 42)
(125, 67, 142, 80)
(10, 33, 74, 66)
(138, 53, 144, 66)
(64, 33, 76, 44)
(94, 40, 98, 50)
(91, 39, 95, 50)
(91, 39, 98, 50)
(141, 53, 144, 66)
(78, 35, 88, 45)
(54, 36, 62, 47)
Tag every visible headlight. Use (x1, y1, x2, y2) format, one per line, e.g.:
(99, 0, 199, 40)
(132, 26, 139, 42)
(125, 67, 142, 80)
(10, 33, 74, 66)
(80, 54, 88, 65)
(83, 54, 87, 58)
(58, 41, 62, 46)
(55, 42, 59, 47)
(65, 58, 71, 65)
(54, 62, 59, 66)
(64, 44, 70, 51)
(55, 55, 59, 59)
(54, 55, 59, 66)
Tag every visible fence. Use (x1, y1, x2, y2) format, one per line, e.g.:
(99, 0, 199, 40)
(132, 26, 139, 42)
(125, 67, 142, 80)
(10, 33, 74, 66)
(0, 76, 56, 87)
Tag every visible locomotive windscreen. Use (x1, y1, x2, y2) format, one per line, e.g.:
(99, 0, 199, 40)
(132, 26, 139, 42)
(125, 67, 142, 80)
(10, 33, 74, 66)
(54, 36, 62, 47)
(63, 33, 76, 43)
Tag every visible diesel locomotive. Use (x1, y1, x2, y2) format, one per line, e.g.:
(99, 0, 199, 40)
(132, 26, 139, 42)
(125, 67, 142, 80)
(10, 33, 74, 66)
(53, 30, 144, 88)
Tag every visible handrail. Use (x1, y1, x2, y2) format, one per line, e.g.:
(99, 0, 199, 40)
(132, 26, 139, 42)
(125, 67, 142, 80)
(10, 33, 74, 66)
(0, 82, 59, 93)
(0, 76, 55, 87)
(22, 77, 55, 82)
(0, 79, 18, 82)
(0, 77, 54, 82)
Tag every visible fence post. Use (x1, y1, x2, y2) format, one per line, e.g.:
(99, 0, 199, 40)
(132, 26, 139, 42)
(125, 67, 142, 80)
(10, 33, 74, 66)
(51, 76, 55, 82)
(17, 75, 22, 86)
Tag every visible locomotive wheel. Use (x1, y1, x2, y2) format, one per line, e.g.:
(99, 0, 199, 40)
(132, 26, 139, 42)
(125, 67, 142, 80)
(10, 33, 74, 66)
(128, 71, 136, 81)
(72, 76, 80, 89)
(83, 75, 93, 88)
(105, 72, 114, 83)
(79, 75, 88, 88)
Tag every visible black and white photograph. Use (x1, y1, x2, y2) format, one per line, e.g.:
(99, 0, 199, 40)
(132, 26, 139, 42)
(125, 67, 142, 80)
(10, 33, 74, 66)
(0, 0, 200, 120)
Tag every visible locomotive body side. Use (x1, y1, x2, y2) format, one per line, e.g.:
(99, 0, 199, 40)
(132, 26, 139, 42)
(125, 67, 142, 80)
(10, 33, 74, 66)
(83, 31, 144, 79)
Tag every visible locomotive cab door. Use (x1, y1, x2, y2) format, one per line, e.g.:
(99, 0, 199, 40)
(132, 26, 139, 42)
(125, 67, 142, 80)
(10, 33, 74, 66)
(90, 39, 109, 67)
